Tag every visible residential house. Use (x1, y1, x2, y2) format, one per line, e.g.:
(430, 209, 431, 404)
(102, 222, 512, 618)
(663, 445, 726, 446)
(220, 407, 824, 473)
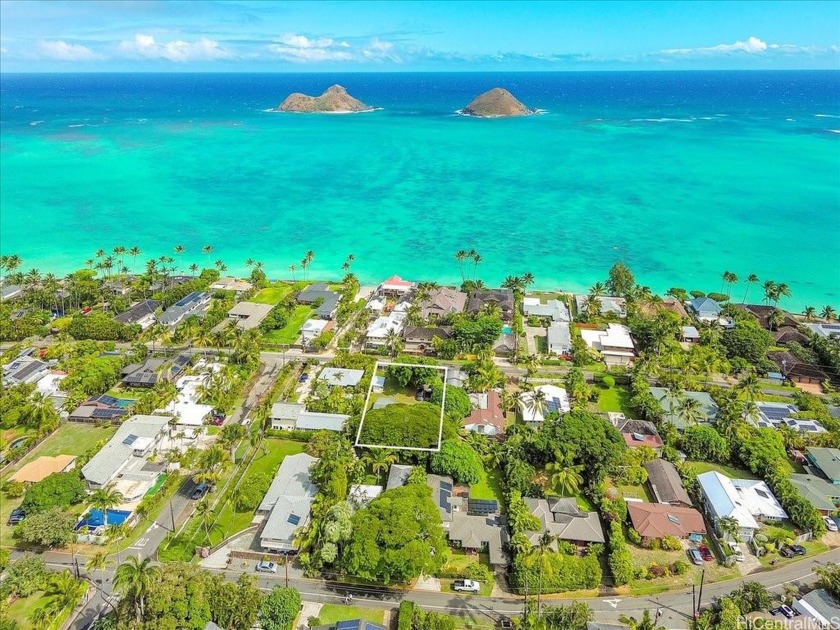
(518, 385, 570, 426)
(121, 358, 167, 388)
(446, 368, 467, 388)
(697, 471, 787, 541)
(661, 298, 689, 319)
(208, 277, 253, 294)
(627, 503, 707, 543)
(649, 387, 718, 431)
(680, 326, 701, 344)
(348, 484, 383, 508)
(402, 325, 452, 355)
(297, 283, 341, 319)
(10, 455, 76, 484)
(427, 474, 508, 566)
(70, 394, 130, 423)
(643, 459, 693, 507)
(608, 413, 663, 450)
(300, 319, 333, 345)
(790, 474, 840, 515)
(752, 402, 826, 434)
(464, 390, 506, 437)
(81, 414, 170, 489)
(524, 497, 605, 546)
(493, 331, 517, 356)
(687, 297, 722, 322)
(0, 284, 22, 301)
(103, 279, 132, 296)
(805, 322, 840, 339)
(386, 464, 413, 490)
(523, 298, 570, 322)
(258, 453, 319, 552)
(2, 355, 50, 387)
(418, 287, 467, 320)
(317, 367, 365, 389)
(158, 291, 210, 327)
(579, 324, 636, 366)
(793, 589, 840, 629)
(741, 305, 799, 331)
(547, 322, 572, 355)
(164, 373, 213, 428)
(574, 295, 627, 318)
(227, 301, 273, 330)
(378, 275, 414, 297)
(769, 351, 830, 386)
(366, 311, 407, 350)
(270, 402, 348, 432)
(806, 448, 840, 484)
(773, 327, 810, 346)
(114, 299, 159, 329)
(466, 289, 515, 320)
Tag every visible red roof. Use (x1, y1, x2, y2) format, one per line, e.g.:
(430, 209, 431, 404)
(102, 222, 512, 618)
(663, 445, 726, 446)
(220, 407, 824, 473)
(381, 275, 413, 288)
(623, 433, 664, 449)
(627, 503, 707, 539)
(464, 390, 506, 435)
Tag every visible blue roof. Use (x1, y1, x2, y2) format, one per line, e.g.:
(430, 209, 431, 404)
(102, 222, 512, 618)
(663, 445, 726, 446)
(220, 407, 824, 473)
(689, 297, 722, 315)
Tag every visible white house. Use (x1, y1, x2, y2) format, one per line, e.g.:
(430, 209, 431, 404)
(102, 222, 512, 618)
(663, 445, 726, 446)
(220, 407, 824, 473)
(518, 384, 570, 426)
(378, 275, 414, 296)
(299, 319, 332, 345)
(547, 322, 572, 355)
(697, 471, 787, 541)
(579, 324, 635, 366)
(259, 453, 319, 552)
(793, 589, 840, 629)
(270, 402, 348, 432)
(365, 311, 407, 349)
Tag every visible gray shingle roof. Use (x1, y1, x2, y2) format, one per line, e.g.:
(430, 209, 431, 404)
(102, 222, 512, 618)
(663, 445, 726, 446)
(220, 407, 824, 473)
(259, 453, 319, 551)
(790, 474, 840, 512)
(386, 464, 413, 490)
(807, 448, 840, 481)
(318, 367, 364, 388)
(297, 284, 341, 318)
(525, 497, 605, 544)
(644, 459, 692, 506)
(115, 299, 159, 324)
(81, 415, 169, 486)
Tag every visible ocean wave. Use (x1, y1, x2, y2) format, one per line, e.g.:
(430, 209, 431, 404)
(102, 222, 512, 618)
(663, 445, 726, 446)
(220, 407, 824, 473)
(68, 124, 85, 128)
(786, 118, 796, 122)
(829, 129, 840, 134)
(29, 120, 44, 126)
(630, 117, 695, 123)
(815, 114, 840, 118)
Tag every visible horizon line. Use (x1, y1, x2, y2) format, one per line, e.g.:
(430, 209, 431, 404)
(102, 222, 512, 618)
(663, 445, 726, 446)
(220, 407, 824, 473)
(2, 68, 840, 75)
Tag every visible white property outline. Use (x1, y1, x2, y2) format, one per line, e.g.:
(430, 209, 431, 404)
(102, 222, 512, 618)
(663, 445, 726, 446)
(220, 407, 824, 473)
(355, 360, 448, 452)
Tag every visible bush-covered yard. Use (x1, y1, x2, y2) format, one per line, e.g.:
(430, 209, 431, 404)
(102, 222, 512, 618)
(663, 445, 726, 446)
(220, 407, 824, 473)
(624, 540, 740, 596)
(262, 305, 313, 344)
(5, 591, 78, 629)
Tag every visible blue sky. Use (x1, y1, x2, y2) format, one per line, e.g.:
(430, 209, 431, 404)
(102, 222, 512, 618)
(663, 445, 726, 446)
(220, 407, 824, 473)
(1, 0, 838, 72)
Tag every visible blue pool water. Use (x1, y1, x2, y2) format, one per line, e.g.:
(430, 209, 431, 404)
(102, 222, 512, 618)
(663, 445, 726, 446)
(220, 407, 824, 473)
(76, 508, 132, 531)
(502, 326, 513, 335)
(114, 399, 136, 408)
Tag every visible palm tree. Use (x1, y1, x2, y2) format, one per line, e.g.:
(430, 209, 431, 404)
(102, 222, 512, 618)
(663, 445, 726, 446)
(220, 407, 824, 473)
(174, 244, 185, 271)
(114, 556, 160, 622)
(618, 610, 665, 630)
(90, 485, 124, 531)
(303, 250, 315, 280)
(86, 551, 110, 585)
(188, 263, 199, 277)
(522, 272, 535, 288)
(676, 396, 705, 428)
(384, 328, 402, 357)
(289, 264, 297, 281)
(25, 391, 60, 436)
(742, 273, 759, 304)
(545, 460, 584, 496)
(214, 259, 227, 273)
(533, 530, 555, 616)
(471, 252, 482, 280)
(193, 443, 231, 486)
(762, 280, 777, 306)
(718, 516, 740, 541)
(202, 244, 213, 268)
(364, 449, 397, 479)
(721, 271, 738, 299)
(821, 305, 837, 322)
(664, 384, 683, 426)
(527, 388, 548, 420)
(774, 282, 791, 306)
(44, 570, 87, 618)
(803, 306, 817, 321)
(455, 250, 468, 282)
(245, 257, 254, 269)
(737, 374, 762, 403)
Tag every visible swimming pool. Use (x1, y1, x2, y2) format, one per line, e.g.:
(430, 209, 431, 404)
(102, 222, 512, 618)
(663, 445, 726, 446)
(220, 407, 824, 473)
(502, 326, 513, 335)
(75, 508, 132, 532)
(114, 399, 137, 408)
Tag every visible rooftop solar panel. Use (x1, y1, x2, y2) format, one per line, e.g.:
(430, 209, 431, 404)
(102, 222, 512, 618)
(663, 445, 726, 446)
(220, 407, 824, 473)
(440, 481, 453, 491)
(98, 395, 118, 406)
(287, 514, 301, 525)
(123, 434, 138, 446)
(468, 499, 499, 515)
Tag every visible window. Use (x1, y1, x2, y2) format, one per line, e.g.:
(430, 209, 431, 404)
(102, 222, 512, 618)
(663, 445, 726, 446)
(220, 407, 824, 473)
(667, 514, 681, 525)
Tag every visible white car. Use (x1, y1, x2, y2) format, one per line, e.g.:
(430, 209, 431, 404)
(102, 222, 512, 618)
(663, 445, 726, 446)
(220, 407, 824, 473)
(728, 541, 745, 562)
(452, 579, 480, 593)
(255, 561, 278, 573)
(824, 516, 838, 532)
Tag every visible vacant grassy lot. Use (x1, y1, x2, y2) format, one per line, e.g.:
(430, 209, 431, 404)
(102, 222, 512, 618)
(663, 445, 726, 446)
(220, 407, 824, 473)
(262, 305, 313, 344)
(624, 541, 740, 596)
(4, 422, 117, 479)
(470, 468, 504, 503)
(596, 384, 633, 415)
(250, 282, 306, 305)
(317, 604, 385, 626)
(685, 461, 760, 480)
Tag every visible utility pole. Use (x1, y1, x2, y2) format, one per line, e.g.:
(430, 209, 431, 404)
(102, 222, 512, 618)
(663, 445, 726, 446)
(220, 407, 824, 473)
(692, 584, 697, 620)
(697, 568, 706, 617)
(170, 501, 176, 534)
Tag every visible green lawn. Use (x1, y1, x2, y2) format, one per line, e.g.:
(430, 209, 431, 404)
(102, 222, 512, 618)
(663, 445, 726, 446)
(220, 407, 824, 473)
(685, 461, 760, 480)
(262, 305, 313, 344)
(250, 282, 306, 305)
(596, 385, 633, 415)
(470, 468, 504, 502)
(4, 589, 78, 629)
(317, 604, 385, 626)
(617, 483, 654, 502)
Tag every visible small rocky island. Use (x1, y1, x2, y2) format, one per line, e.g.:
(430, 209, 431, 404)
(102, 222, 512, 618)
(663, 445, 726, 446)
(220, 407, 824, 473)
(461, 87, 534, 118)
(276, 84, 373, 113)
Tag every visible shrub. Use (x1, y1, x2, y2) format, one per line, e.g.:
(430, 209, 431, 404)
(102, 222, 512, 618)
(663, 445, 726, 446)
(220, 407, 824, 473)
(359, 403, 449, 449)
(607, 521, 634, 586)
(647, 563, 668, 579)
(671, 560, 690, 575)
(22, 472, 86, 514)
(661, 535, 682, 551)
(626, 528, 642, 545)
(466, 563, 492, 582)
(431, 384, 472, 421)
(556, 540, 577, 555)
(601, 375, 615, 388)
(514, 551, 602, 593)
(430, 440, 484, 484)
(398, 600, 416, 630)
(3, 480, 25, 498)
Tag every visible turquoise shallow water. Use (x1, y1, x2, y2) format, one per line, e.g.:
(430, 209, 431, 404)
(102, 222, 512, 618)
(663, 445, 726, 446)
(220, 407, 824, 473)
(1, 72, 838, 309)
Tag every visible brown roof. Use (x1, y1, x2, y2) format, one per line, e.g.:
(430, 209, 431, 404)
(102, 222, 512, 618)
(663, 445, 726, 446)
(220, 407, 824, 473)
(464, 390, 506, 435)
(466, 289, 515, 316)
(643, 459, 692, 506)
(10, 455, 76, 483)
(773, 326, 809, 346)
(741, 304, 799, 330)
(641, 298, 687, 319)
(419, 287, 467, 319)
(769, 351, 830, 382)
(628, 502, 707, 539)
(403, 326, 453, 343)
(617, 419, 663, 449)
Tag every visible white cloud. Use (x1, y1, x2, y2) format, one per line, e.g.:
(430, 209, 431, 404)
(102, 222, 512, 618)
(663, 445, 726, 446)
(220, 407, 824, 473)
(659, 36, 772, 57)
(118, 34, 232, 62)
(361, 38, 401, 62)
(37, 40, 99, 61)
(268, 33, 353, 62)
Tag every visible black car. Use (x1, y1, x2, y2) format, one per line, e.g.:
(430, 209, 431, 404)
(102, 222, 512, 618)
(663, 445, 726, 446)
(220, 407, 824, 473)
(7, 507, 25, 526)
(789, 544, 806, 556)
(779, 546, 795, 558)
(191, 483, 210, 500)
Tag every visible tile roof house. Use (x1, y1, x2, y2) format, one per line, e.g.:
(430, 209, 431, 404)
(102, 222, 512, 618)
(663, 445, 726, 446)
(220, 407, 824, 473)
(790, 474, 840, 515)
(523, 298, 571, 322)
(2, 356, 51, 387)
(402, 325, 453, 355)
(793, 589, 840, 629)
(609, 413, 664, 450)
(158, 291, 210, 326)
(464, 390, 506, 437)
(627, 503, 707, 541)
(547, 322, 572, 355)
(378, 275, 415, 296)
(687, 297, 722, 321)
(227, 301, 273, 330)
(419, 287, 467, 320)
(317, 367, 365, 388)
(806, 448, 840, 484)
(643, 459, 692, 507)
(81, 415, 170, 488)
(121, 358, 167, 388)
(270, 402, 348, 432)
(769, 351, 830, 386)
(681, 326, 701, 343)
(773, 327, 810, 346)
(300, 319, 333, 345)
(10, 455, 76, 484)
(208, 276, 253, 293)
(114, 299, 159, 329)
(427, 474, 508, 566)
(649, 387, 718, 431)
(804, 322, 840, 339)
(574, 295, 627, 318)
(493, 331, 518, 356)
(297, 283, 341, 319)
(660, 298, 689, 319)
(258, 453, 318, 552)
(697, 471, 787, 541)
(524, 497, 605, 545)
(741, 305, 799, 331)
(466, 289, 515, 320)
(366, 311, 407, 349)
(753, 402, 826, 434)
